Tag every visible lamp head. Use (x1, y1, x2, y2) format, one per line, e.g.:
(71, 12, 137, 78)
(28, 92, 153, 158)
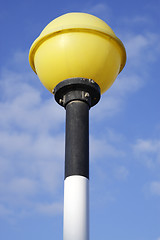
(29, 12, 126, 94)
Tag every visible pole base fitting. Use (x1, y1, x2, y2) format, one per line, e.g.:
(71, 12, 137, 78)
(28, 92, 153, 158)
(54, 78, 101, 108)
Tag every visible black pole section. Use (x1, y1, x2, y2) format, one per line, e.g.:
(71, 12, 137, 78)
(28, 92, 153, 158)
(65, 100, 89, 179)
(54, 78, 101, 179)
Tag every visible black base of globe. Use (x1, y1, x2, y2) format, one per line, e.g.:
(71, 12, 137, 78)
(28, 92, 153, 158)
(54, 78, 101, 108)
(54, 78, 101, 179)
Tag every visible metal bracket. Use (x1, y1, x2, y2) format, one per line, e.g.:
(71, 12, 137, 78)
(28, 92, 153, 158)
(53, 78, 101, 108)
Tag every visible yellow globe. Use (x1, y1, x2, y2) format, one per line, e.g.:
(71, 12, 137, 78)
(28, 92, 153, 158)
(29, 12, 126, 94)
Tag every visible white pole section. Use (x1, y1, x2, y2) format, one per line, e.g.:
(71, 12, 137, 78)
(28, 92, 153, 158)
(63, 175, 89, 240)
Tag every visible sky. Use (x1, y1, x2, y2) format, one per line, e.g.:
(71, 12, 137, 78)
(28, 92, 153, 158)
(0, 0, 160, 239)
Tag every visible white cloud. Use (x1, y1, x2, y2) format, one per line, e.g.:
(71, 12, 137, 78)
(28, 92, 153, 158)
(36, 202, 63, 215)
(133, 139, 160, 153)
(120, 15, 151, 28)
(132, 138, 160, 170)
(114, 166, 129, 180)
(125, 32, 160, 68)
(90, 134, 125, 161)
(149, 181, 160, 196)
(103, 128, 125, 143)
(83, 3, 111, 21)
(129, 16, 150, 24)
(0, 70, 64, 133)
(0, 132, 64, 199)
(0, 204, 13, 217)
(133, 138, 160, 155)
(126, 34, 149, 58)
(112, 74, 143, 96)
(90, 93, 122, 120)
(0, 50, 65, 219)
(9, 178, 38, 196)
(90, 72, 143, 122)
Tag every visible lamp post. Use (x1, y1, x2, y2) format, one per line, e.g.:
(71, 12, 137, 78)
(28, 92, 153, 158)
(29, 12, 126, 240)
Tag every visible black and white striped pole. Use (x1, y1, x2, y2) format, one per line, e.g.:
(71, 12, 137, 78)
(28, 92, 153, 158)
(54, 78, 100, 240)
(29, 12, 126, 240)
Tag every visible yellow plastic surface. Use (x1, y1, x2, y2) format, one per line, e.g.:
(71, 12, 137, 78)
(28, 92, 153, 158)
(29, 12, 126, 94)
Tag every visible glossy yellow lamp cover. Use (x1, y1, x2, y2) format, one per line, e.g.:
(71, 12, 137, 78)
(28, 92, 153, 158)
(29, 12, 126, 94)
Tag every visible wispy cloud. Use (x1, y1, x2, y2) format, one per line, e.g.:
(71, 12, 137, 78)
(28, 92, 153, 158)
(149, 181, 160, 196)
(0, 50, 65, 220)
(90, 72, 143, 121)
(125, 32, 160, 67)
(133, 139, 160, 153)
(120, 15, 151, 28)
(113, 166, 129, 181)
(35, 201, 63, 215)
(84, 3, 111, 20)
(0, 204, 13, 217)
(132, 138, 160, 169)
(0, 71, 64, 133)
(90, 134, 125, 161)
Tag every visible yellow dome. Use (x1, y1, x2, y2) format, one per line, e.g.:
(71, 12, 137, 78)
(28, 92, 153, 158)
(29, 12, 126, 94)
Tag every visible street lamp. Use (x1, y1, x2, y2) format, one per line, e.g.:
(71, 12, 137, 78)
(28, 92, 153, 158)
(29, 12, 126, 240)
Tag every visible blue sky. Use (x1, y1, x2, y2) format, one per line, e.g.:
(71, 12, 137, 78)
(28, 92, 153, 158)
(0, 0, 160, 239)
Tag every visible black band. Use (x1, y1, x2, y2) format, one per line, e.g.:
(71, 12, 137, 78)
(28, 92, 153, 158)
(65, 100, 89, 179)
